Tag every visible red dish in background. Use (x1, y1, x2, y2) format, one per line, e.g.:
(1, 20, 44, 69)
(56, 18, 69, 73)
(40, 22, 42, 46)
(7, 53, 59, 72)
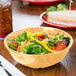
(20, 0, 61, 5)
(40, 8, 76, 29)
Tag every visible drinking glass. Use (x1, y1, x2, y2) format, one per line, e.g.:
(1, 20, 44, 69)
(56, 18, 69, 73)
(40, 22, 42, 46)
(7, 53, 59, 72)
(0, 0, 12, 39)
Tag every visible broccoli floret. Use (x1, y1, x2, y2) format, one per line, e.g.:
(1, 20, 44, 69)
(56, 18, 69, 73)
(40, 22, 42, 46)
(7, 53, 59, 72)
(57, 4, 67, 8)
(46, 4, 68, 16)
(46, 6, 57, 16)
(57, 4, 68, 11)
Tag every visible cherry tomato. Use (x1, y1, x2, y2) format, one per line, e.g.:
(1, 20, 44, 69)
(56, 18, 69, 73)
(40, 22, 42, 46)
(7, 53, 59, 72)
(55, 44, 66, 51)
(11, 42, 18, 48)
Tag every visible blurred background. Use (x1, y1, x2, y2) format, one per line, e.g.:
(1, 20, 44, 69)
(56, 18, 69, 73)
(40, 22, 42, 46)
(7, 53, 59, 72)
(12, 0, 76, 31)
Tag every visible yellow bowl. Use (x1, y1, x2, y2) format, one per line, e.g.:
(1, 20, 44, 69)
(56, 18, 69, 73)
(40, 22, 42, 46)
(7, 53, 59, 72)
(4, 27, 73, 69)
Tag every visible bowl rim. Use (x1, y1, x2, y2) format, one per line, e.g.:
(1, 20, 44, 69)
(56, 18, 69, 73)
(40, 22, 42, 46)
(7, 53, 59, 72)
(4, 27, 73, 57)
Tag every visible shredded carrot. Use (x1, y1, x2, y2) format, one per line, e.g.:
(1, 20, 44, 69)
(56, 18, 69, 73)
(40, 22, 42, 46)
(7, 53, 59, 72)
(37, 36, 42, 40)
(48, 37, 52, 40)
(50, 46, 55, 50)
(17, 40, 27, 52)
(17, 45, 22, 52)
(17, 40, 35, 52)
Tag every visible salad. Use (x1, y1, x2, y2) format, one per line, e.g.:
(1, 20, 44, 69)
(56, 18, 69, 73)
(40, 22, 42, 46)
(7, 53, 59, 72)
(7, 30, 70, 55)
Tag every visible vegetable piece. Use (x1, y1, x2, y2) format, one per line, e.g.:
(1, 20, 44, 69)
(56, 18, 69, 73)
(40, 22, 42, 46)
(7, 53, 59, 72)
(41, 39, 57, 53)
(37, 36, 42, 40)
(60, 40, 67, 45)
(30, 40, 37, 44)
(54, 42, 60, 46)
(60, 33, 65, 40)
(15, 31, 30, 45)
(59, 40, 64, 43)
(44, 33, 49, 38)
(49, 46, 55, 50)
(8, 43, 17, 51)
(47, 41, 54, 47)
(49, 33, 65, 42)
(11, 42, 18, 48)
(26, 31, 57, 53)
(46, 6, 57, 16)
(49, 35, 58, 41)
(6, 38, 18, 48)
(41, 48, 50, 54)
(57, 4, 68, 11)
(57, 4, 67, 9)
(34, 32, 44, 36)
(22, 43, 49, 55)
(55, 44, 66, 51)
(6, 38, 15, 42)
(37, 35, 45, 40)
(63, 37, 70, 46)
(46, 4, 68, 16)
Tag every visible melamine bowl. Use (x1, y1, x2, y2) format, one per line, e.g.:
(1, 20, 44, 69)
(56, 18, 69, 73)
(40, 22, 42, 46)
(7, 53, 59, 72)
(4, 27, 73, 68)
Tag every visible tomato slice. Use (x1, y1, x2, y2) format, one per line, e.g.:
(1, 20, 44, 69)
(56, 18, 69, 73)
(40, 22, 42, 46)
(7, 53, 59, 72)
(55, 44, 66, 51)
(11, 42, 18, 48)
(37, 35, 45, 40)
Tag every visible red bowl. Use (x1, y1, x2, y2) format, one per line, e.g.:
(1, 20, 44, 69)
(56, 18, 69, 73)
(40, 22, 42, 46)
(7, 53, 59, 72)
(40, 8, 76, 29)
(20, 0, 61, 5)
